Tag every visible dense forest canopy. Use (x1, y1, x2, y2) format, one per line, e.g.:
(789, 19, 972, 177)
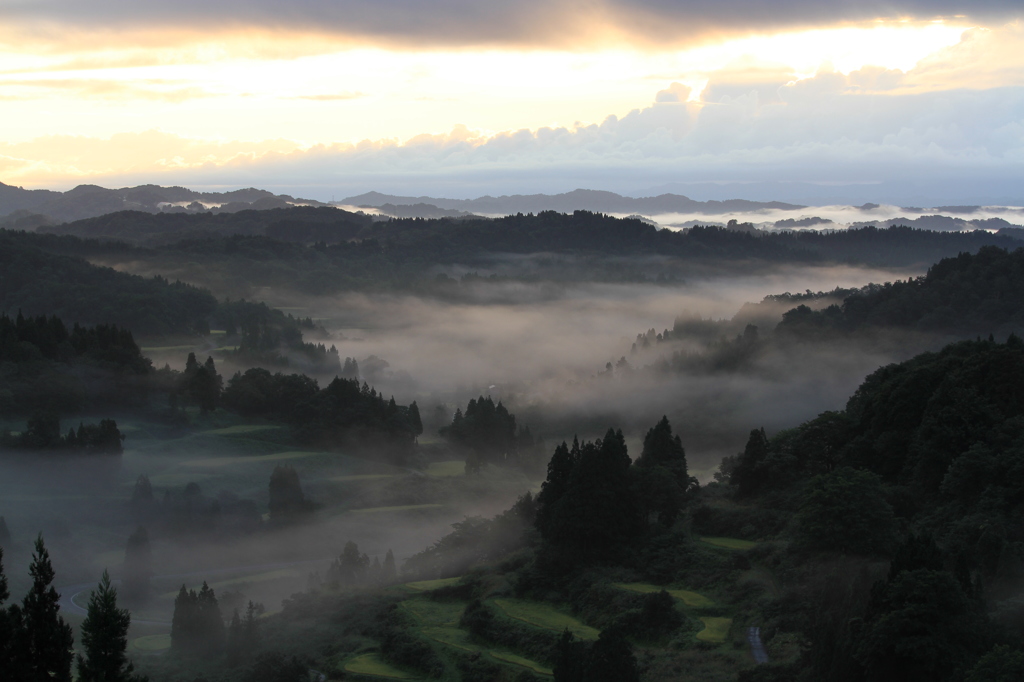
(6, 211, 1021, 298)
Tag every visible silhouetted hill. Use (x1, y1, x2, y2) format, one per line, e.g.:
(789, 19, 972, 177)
(37, 206, 373, 245)
(0, 181, 329, 224)
(344, 188, 804, 215)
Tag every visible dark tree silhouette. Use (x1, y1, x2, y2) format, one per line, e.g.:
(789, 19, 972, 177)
(14, 535, 74, 682)
(76, 570, 145, 682)
(268, 465, 312, 521)
(122, 527, 152, 603)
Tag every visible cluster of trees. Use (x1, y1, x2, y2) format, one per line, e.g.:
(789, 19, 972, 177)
(175, 353, 223, 414)
(0, 312, 151, 414)
(1, 411, 124, 454)
(214, 299, 341, 373)
(129, 475, 263, 539)
(223, 369, 423, 464)
(170, 582, 225, 657)
(320, 541, 397, 588)
(267, 465, 315, 522)
(440, 396, 542, 472)
(0, 537, 144, 682)
(170, 579, 266, 668)
(535, 417, 693, 567)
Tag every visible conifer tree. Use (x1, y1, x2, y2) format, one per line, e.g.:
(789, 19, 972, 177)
(225, 609, 243, 665)
(17, 535, 74, 682)
(170, 585, 196, 654)
(196, 582, 225, 655)
(122, 527, 152, 602)
(408, 401, 423, 437)
(0, 515, 10, 546)
(76, 570, 145, 682)
(382, 549, 397, 583)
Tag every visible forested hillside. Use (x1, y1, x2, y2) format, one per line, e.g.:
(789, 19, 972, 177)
(15, 211, 1024, 298)
(777, 245, 1024, 338)
(0, 229, 216, 335)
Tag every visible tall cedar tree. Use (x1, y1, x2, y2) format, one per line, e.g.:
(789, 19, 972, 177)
(633, 416, 690, 526)
(268, 465, 311, 521)
(382, 549, 397, 583)
(15, 535, 74, 682)
(535, 438, 579, 537)
(544, 429, 640, 562)
(122, 526, 152, 602)
(76, 570, 146, 682)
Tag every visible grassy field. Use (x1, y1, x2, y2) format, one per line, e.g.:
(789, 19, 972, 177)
(425, 461, 464, 477)
(129, 634, 171, 653)
(492, 599, 600, 640)
(696, 617, 733, 643)
(699, 537, 758, 551)
(349, 504, 445, 514)
(491, 651, 553, 676)
(402, 577, 463, 592)
(184, 450, 320, 468)
(400, 598, 463, 626)
(200, 425, 283, 436)
(614, 582, 716, 608)
(402, 598, 554, 676)
(344, 653, 420, 679)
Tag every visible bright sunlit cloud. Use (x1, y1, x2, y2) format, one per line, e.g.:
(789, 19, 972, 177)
(0, 10, 1022, 202)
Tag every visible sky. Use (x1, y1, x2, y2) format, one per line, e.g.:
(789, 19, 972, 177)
(1, 1, 1022, 205)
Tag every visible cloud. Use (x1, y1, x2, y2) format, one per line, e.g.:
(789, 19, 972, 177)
(0, 77, 216, 102)
(4, 23, 1023, 206)
(1, 1, 1021, 50)
(292, 92, 366, 101)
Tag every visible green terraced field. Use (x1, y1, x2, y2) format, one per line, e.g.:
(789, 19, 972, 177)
(613, 582, 715, 608)
(492, 599, 600, 640)
(696, 617, 733, 643)
(344, 653, 419, 679)
(490, 651, 553, 676)
(700, 537, 758, 550)
(420, 626, 479, 652)
(419, 627, 552, 676)
(425, 461, 464, 477)
(400, 598, 464, 625)
(349, 504, 444, 514)
(129, 634, 171, 653)
(201, 424, 283, 436)
(402, 578, 463, 593)
(184, 450, 319, 467)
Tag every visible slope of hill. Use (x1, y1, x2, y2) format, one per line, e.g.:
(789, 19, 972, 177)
(344, 188, 804, 215)
(0, 181, 329, 224)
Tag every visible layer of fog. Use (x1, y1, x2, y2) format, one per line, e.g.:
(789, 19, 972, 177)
(610, 204, 1024, 231)
(248, 262, 926, 477)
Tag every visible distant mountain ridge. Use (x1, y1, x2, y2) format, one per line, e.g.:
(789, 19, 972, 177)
(0, 181, 328, 225)
(344, 189, 804, 215)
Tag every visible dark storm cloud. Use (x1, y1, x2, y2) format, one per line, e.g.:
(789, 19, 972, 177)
(2, 0, 1020, 46)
